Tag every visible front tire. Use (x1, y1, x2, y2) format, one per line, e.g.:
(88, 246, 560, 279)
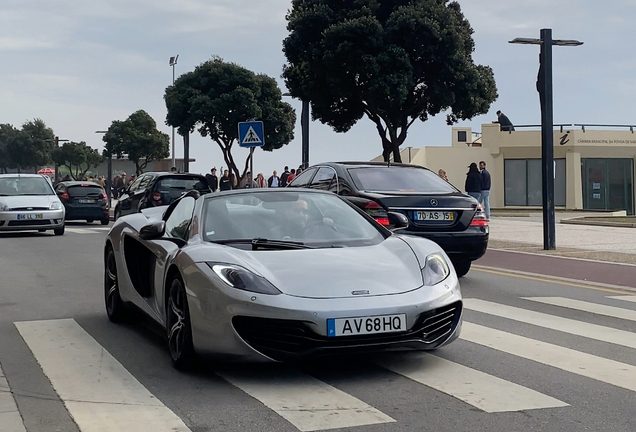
(166, 276, 196, 370)
(87, 219, 94, 224)
(54, 225, 65, 236)
(105, 247, 128, 323)
(453, 260, 471, 278)
(101, 218, 109, 226)
(114, 208, 121, 221)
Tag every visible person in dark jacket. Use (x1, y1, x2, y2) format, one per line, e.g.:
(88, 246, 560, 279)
(479, 161, 491, 220)
(280, 166, 290, 187)
(493, 110, 514, 131)
(219, 170, 232, 191)
(465, 162, 482, 202)
(205, 168, 218, 192)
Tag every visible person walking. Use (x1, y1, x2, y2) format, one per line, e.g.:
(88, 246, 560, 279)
(268, 170, 280, 188)
(437, 169, 448, 181)
(492, 110, 514, 131)
(280, 166, 291, 187)
(255, 173, 267, 188)
(205, 168, 218, 192)
(465, 163, 482, 202)
(219, 170, 232, 191)
(287, 169, 296, 184)
(479, 161, 491, 220)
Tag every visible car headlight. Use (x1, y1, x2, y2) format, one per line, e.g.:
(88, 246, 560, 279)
(50, 201, 63, 210)
(421, 253, 450, 285)
(0, 202, 8, 211)
(207, 263, 281, 295)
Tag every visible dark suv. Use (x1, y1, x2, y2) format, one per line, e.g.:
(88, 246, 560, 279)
(114, 172, 211, 220)
(287, 162, 488, 276)
(55, 181, 110, 225)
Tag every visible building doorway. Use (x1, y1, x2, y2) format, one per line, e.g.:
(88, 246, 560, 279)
(582, 158, 634, 215)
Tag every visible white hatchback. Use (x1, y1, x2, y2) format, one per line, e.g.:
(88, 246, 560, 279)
(0, 174, 66, 235)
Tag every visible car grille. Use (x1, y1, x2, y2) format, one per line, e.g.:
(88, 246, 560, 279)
(7, 220, 52, 226)
(232, 301, 462, 360)
(7, 207, 49, 211)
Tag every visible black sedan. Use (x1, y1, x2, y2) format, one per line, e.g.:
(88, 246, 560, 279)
(55, 181, 110, 225)
(114, 172, 211, 220)
(287, 162, 488, 276)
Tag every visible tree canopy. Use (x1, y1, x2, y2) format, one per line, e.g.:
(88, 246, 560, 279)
(51, 141, 103, 180)
(103, 110, 170, 176)
(0, 119, 56, 171)
(283, 0, 498, 162)
(0, 124, 20, 173)
(164, 57, 296, 182)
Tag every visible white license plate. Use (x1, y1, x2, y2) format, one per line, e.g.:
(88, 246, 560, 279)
(327, 314, 407, 337)
(77, 199, 96, 204)
(17, 213, 43, 220)
(415, 211, 454, 221)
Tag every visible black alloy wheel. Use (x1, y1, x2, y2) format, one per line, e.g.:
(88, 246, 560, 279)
(453, 260, 471, 278)
(105, 247, 127, 322)
(166, 277, 196, 370)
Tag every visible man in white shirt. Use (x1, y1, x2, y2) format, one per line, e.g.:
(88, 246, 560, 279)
(268, 170, 280, 188)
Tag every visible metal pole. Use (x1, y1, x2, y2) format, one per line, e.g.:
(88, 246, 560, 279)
(171, 64, 176, 170)
(54, 136, 60, 182)
(301, 100, 309, 168)
(250, 148, 254, 188)
(107, 153, 112, 205)
(183, 133, 189, 172)
(539, 28, 556, 250)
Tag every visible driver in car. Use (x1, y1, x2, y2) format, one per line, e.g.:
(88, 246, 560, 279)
(269, 199, 310, 240)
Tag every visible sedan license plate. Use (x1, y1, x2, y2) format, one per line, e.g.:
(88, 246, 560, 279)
(77, 199, 96, 204)
(327, 314, 406, 337)
(415, 211, 454, 221)
(17, 213, 43, 220)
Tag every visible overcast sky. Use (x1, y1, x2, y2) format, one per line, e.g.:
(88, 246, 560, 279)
(1, 0, 635, 177)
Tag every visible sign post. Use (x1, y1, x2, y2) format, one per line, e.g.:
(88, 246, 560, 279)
(238, 121, 265, 188)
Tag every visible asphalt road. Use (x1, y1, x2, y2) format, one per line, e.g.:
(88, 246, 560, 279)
(2, 225, 636, 432)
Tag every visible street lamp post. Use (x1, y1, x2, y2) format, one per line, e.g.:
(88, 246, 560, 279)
(283, 93, 310, 169)
(46, 136, 69, 181)
(510, 29, 583, 250)
(95, 130, 111, 205)
(169, 55, 179, 170)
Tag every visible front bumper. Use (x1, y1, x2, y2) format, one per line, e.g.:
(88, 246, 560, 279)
(0, 209, 65, 231)
(186, 263, 462, 362)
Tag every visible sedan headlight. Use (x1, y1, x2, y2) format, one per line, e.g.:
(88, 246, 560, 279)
(50, 201, 63, 210)
(0, 202, 8, 211)
(207, 263, 281, 295)
(421, 253, 451, 286)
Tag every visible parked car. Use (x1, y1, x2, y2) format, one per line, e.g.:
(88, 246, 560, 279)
(0, 174, 65, 235)
(287, 162, 488, 276)
(104, 188, 462, 368)
(114, 172, 211, 220)
(55, 181, 110, 225)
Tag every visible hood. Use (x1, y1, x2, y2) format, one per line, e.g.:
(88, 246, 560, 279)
(0, 195, 58, 209)
(236, 237, 423, 299)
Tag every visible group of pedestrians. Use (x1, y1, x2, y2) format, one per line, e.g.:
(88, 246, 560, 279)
(203, 165, 303, 192)
(464, 161, 491, 220)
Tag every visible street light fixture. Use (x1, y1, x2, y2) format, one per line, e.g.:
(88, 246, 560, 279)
(282, 92, 310, 169)
(169, 55, 179, 171)
(510, 29, 583, 251)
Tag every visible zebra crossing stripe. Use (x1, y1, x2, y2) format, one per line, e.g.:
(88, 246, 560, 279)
(376, 353, 567, 412)
(0, 364, 26, 432)
(464, 298, 636, 349)
(14, 319, 191, 432)
(606, 295, 636, 304)
(65, 228, 95, 234)
(217, 369, 395, 431)
(523, 297, 636, 322)
(461, 322, 636, 393)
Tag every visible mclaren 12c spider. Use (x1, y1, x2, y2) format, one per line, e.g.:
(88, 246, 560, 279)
(104, 188, 463, 368)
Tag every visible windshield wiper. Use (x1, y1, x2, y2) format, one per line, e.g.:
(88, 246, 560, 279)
(214, 238, 315, 250)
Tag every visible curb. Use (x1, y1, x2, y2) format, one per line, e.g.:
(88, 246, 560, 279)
(560, 219, 636, 228)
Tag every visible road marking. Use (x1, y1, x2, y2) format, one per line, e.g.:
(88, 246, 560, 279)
(473, 266, 636, 295)
(65, 228, 95, 234)
(14, 319, 191, 432)
(523, 297, 636, 322)
(489, 247, 636, 268)
(0, 364, 26, 432)
(462, 322, 636, 393)
(217, 369, 394, 431)
(376, 353, 567, 413)
(607, 295, 636, 303)
(465, 298, 636, 349)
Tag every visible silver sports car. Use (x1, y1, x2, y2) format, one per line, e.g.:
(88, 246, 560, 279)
(104, 188, 462, 368)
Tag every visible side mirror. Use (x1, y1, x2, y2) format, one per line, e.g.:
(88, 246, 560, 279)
(387, 212, 409, 232)
(139, 220, 166, 240)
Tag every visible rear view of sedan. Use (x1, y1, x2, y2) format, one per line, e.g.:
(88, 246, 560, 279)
(0, 174, 65, 235)
(55, 181, 110, 225)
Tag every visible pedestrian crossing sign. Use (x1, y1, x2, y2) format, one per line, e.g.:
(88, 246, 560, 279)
(238, 121, 265, 148)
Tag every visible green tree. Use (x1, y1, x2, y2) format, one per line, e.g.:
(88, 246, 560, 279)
(164, 57, 296, 183)
(51, 141, 103, 180)
(6, 119, 56, 171)
(0, 124, 20, 173)
(283, 0, 498, 162)
(103, 110, 170, 176)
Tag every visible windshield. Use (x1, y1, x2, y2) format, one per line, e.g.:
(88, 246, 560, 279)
(203, 191, 385, 247)
(156, 176, 211, 203)
(0, 176, 54, 196)
(348, 166, 459, 194)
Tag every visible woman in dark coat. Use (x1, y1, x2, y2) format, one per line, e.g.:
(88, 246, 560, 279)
(465, 162, 482, 202)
